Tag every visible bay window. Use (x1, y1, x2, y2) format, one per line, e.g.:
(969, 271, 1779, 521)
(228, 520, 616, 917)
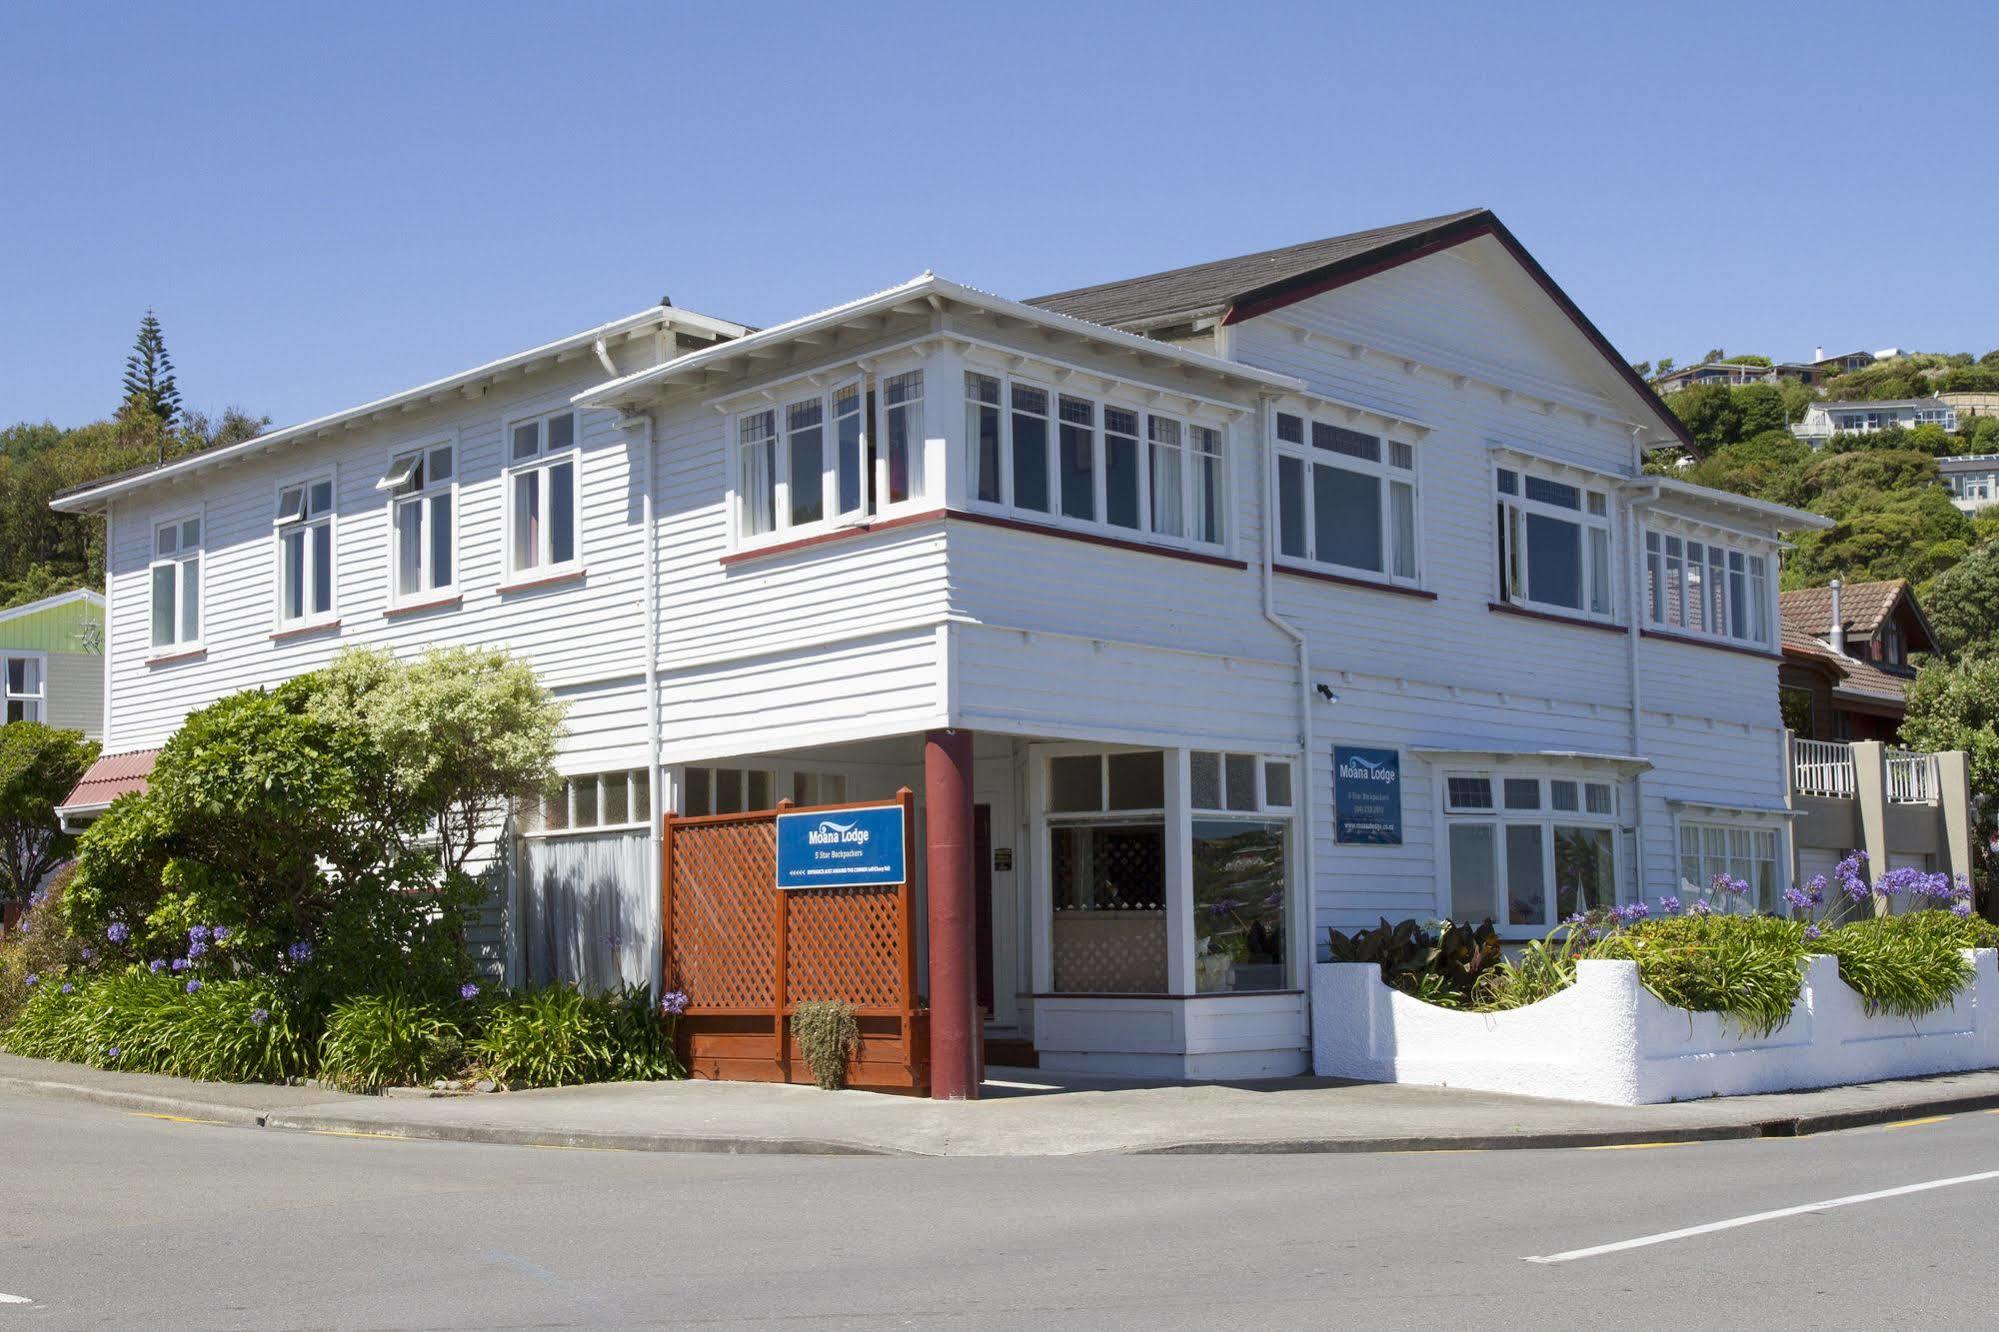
(3, 654, 43, 724)
(150, 515, 202, 651)
(274, 474, 336, 625)
(382, 441, 455, 602)
(507, 410, 579, 576)
(967, 369, 1227, 550)
(1678, 821, 1780, 913)
(1644, 528, 1771, 648)
(735, 372, 921, 543)
(1274, 410, 1418, 585)
(1495, 465, 1613, 619)
(1444, 771, 1622, 932)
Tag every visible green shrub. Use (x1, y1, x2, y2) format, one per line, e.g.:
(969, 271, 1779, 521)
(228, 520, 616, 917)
(603, 984, 680, 1082)
(0, 864, 87, 1027)
(1327, 917, 1503, 1009)
(319, 993, 466, 1091)
(791, 1000, 858, 1090)
(1599, 916, 1807, 1037)
(1, 971, 316, 1083)
(1473, 933, 1588, 1012)
(473, 985, 613, 1089)
(1820, 915, 1975, 1019)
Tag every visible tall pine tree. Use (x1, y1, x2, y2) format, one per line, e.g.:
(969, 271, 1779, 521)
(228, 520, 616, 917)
(121, 309, 181, 428)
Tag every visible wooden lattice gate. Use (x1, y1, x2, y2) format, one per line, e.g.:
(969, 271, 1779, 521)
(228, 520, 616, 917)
(662, 790, 929, 1093)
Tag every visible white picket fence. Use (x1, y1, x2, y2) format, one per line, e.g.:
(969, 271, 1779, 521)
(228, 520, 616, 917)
(1791, 737, 1855, 798)
(1887, 749, 1941, 803)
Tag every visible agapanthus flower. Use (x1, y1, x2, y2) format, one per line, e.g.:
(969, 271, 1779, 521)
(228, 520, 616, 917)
(1660, 896, 1682, 915)
(1805, 874, 1828, 908)
(1688, 900, 1714, 917)
(1563, 912, 1588, 927)
(1953, 901, 1974, 919)
(1804, 924, 1823, 941)
(24, 974, 37, 987)
(185, 979, 202, 995)
(211, 926, 231, 943)
(148, 959, 166, 974)
(660, 990, 689, 1016)
(105, 1047, 119, 1059)
(188, 924, 211, 944)
(106, 923, 130, 944)
(1619, 902, 1650, 922)
(170, 957, 190, 973)
(286, 940, 314, 963)
(79, 947, 94, 961)
(460, 982, 480, 1001)
(59, 983, 73, 994)
(1783, 886, 1813, 913)
(186, 939, 207, 959)
(249, 1008, 269, 1027)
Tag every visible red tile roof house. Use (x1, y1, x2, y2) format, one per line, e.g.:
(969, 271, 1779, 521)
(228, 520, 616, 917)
(55, 206, 1952, 1084)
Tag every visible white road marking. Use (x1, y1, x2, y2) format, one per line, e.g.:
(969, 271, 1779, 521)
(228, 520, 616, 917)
(1525, 1168, 1999, 1264)
(0, 1293, 31, 1305)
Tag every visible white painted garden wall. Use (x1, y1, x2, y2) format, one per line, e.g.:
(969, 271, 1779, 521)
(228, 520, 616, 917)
(1313, 951, 1999, 1105)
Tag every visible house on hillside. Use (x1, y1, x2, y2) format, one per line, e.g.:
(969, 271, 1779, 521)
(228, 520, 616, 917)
(0, 589, 104, 736)
(1650, 361, 1817, 394)
(52, 206, 1979, 1081)
(1812, 348, 1901, 375)
(1792, 396, 1957, 443)
(1940, 454, 1999, 513)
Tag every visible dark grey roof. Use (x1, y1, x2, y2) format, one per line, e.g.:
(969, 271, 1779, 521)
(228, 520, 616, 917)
(1025, 208, 1491, 332)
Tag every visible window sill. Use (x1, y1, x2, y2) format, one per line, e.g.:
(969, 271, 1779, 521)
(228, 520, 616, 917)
(498, 566, 587, 594)
(1274, 563, 1436, 600)
(1487, 601, 1625, 635)
(384, 593, 464, 619)
(950, 509, 1247, 569)
(1639, 627, 1781, 661)
(146, 647, 207, 668)
(721, 509, 947, 566)
(270, 618, 341, 642)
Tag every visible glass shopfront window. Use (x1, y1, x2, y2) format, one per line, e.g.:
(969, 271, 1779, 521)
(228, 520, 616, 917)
(1189, 819, 1288, 993)
(1049, 751, 1167, 994)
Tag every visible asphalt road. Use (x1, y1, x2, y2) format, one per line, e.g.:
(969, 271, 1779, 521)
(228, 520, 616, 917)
(3, 1091, 1997, 1330)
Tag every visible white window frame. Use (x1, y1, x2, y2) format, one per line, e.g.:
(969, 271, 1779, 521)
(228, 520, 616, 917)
(1642, 520, 1775, 649)
(731, 378, 869, 545)
(1675, 815, 1784, 914)
(1493, 460, 1615, 623)
(3, 651, 47, 724)
(961, 363, 1229, 555)
(503, 408, 583, 581)
(272, 469, 338, 629)
(149, 510, 205, 655)
(1272, 407, 1421, 588)
(1440, 767, 1626, 935)
(382, 435, 459, 606)
(524, 768, 652, 837)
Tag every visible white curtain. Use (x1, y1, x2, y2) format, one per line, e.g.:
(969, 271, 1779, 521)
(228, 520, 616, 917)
(519, 832, 653, 993)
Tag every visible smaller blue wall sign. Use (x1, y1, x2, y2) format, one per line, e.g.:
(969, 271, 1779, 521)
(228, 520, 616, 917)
(1334, 746, 1402, 846)
(775, 804, 907, 890)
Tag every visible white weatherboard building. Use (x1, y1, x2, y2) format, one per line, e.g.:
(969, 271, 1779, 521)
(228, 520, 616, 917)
(52, 208, 1830, 1078)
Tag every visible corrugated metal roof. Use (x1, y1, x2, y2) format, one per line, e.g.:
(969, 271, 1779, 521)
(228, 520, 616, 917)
(59, 748, 159, 813)
(1025, 208, 1490, 331)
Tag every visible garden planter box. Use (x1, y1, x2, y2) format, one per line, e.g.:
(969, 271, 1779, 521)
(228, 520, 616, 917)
(1312, 950, 1999, 1105)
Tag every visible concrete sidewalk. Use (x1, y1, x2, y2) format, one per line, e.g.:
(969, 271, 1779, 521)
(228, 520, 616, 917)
(10, 1051, 1999, 1155)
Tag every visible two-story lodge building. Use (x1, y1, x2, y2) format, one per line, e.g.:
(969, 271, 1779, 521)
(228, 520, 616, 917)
(53, 208, 1830, 1080)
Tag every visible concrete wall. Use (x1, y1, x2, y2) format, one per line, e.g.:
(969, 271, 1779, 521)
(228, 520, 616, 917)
(1314, 950, 1999, 1105)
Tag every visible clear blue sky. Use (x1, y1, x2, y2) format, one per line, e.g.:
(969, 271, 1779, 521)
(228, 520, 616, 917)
(4, 1, 1994, 430)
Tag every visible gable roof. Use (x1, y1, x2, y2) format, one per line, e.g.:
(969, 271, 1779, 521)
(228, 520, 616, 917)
(51, 302, 752, 513)
(1779, 579, 1933, 648)
(1029, 208, 1699, 455)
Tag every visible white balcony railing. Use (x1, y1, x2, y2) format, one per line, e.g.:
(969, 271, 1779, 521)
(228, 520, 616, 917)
(1792, 737, 1856, 798)
(1887, 749, 1941, 804)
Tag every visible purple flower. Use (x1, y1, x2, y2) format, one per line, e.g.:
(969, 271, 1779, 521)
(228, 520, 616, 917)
(188, 924, 211, 944)
(79, 947, 94, 961)
(249, 1008, 269, 1027)
(1619, 902, 1651, 923)
(186, 939, 207, 960)
(460, 982, 480, 1001)
(59, 983, 73, 994)
(1207, 897, 1243, 917)
(660, 990, 689, 1016)
(23, 974, 37, 987)
(1806, 874, 1828, 908)
(185, 979, 202, 995)
(1563, 912, 1588, 927)
(1783, 886, 1813, 913)
(286, 941, 314, 963)
(212, 926, 231, 943)
(1689, 900, 1714, 917)
(106, 923, 130, 945)
(170, 957, 190, 973)
(105, 1047, 119, 1059)
(1804, 924, 1823, 941)
(1953, 901, 1974, 919)
(1660, 896, 1682, 915)
(148, 959, 166, 974)
(1710, 873, 1750, 898)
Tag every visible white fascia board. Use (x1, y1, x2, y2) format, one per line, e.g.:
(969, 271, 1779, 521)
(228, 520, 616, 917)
(51, 304, 750, 513)
(0, 587, 104, 622)
(1407, 746, 1654, 773)
(573, 273, 1304, 409)
(1664, 797, 1804, 819)
(1628, 475, 1834, 533)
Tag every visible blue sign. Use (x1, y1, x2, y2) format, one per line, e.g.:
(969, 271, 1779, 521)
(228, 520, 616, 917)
(775, 804, 907, 890)
(1334, 746, 1402, 845)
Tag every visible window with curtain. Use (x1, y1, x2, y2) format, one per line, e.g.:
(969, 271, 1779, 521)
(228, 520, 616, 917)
(1644, 527, 1771, 648)
(150, 515, 202, 651)
(508, 411, 578, 575)
(1444, 771, 1623, 931)
(383, 441, 455, 601)
(1273, 411, 1419, 585)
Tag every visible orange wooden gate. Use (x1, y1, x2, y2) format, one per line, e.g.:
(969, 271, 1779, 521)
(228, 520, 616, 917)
(662, 790, 929, 1094)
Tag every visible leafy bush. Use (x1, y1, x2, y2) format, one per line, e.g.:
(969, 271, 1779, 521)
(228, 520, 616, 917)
(1819, 915, 1975, 1019)
(2, 971, 316, 1083)
(1326, 917, 1502, 1009)
(319, 993, 466, 1092)
(0, 722, 98, 902)
(792, 1000, 858, 1090)
(0, 864, 86, 1026)
(1597, 916, 1807, 1037)
(471, 984, 676, 1089)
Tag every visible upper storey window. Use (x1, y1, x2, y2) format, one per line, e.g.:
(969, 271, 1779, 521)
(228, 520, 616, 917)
(383, 440, 456, 601)
(1495, 465, 1613, 621)
(964, 370, 1225, 549)
(150, 515, 202, 652)
(735, 370, 923, 543)
(507, 410, 579, 577)
(1643, 527, 1771, 649)
(274, 474, 335, 626)
(1274, 411, 1417, 586)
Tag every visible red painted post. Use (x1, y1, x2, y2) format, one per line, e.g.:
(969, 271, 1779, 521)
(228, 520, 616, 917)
(925, 727, 978, 1100)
